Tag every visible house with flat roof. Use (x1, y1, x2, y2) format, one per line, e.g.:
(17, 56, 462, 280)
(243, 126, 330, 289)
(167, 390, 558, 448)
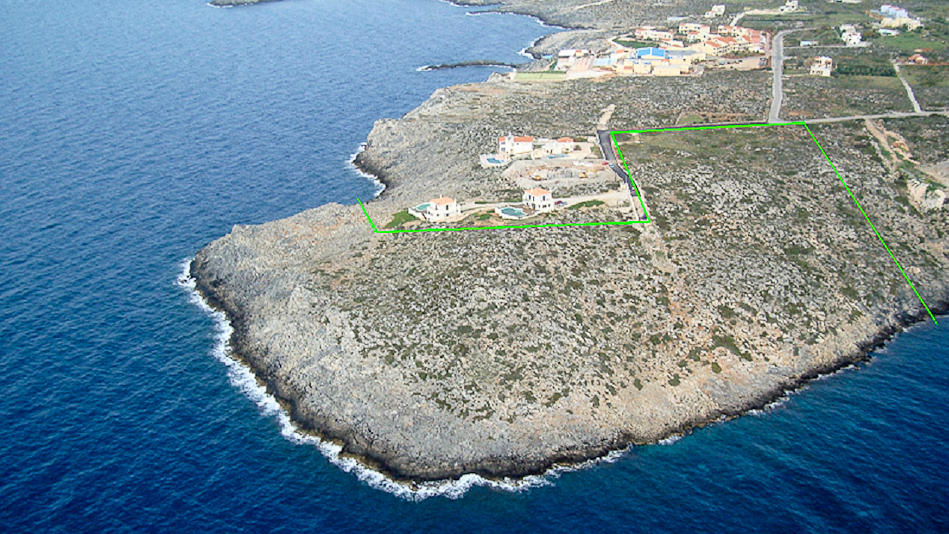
(705, 4, 725, 18)
(809, 56, 833, 77)
(634, 27, 674, 42)
(780, 0, 798, 13)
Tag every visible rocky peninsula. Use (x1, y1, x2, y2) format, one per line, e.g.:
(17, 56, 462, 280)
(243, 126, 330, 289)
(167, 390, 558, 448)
(191, 0, 949, 482)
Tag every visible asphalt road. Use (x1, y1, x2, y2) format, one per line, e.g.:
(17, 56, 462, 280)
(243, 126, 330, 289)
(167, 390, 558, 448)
(769, 29, 799, 123)
(596, 129, 649, 220)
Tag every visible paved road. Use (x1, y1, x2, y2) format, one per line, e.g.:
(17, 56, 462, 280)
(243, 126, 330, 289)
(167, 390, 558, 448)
(596, 129, 647, 220)
(769, 29, 803, 123)
(805, 110, 949, 124)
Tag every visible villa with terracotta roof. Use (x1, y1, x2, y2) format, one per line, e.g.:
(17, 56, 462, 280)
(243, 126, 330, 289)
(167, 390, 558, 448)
(499, 135, 535, 156)
(523, 187, 554, 211)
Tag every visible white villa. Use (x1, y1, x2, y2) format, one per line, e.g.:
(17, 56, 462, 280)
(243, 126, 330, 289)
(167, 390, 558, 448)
(499, 135, 535, 156)
(810, 56, 833, 77)
(523, 187, 554, 211)
(555, 49, 591, 70)
(541, 137, 576, 156)
(408, 196, 460, 222)
(839, 24, 864, 47)
(879, 5, 922, 31)
(779, 0, 799, 13)
(704, 4, 725, 18)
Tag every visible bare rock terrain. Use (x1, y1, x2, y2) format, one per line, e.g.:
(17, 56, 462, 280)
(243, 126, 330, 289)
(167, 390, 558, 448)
(192, 68, 949, 480)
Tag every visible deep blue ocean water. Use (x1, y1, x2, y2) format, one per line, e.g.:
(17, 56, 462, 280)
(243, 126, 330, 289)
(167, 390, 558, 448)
(1, 0, 947, 531)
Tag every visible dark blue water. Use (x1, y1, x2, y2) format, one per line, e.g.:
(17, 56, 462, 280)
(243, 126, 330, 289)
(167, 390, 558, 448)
(1, 0, 947, 532)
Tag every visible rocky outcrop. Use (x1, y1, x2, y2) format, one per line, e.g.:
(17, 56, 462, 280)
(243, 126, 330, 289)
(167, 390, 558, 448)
(192, 69, 949, 480)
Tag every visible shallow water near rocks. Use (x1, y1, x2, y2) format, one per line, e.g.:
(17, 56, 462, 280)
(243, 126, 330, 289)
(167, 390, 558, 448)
(1, 0, 947, 532)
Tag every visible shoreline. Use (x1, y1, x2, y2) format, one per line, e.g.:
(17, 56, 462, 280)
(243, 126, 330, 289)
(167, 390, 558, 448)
(188, 0, 949, 490)
(187, 252, 947, 486)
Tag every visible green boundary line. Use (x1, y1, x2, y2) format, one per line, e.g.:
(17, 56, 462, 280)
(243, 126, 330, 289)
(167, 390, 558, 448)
(356, 120, 936, 323)
(803, 124, 937, 324)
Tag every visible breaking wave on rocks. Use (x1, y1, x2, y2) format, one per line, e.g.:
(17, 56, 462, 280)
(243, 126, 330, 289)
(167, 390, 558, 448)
(177, 258, 628, 500)
(748, 363, 861, 416)
(348, 144, 386, 199)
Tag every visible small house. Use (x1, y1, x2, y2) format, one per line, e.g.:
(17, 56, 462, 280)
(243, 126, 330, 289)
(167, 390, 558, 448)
(499, 135, 534, 156)
(523, 187, 554, 212)
(408, 196, 460, 222)
(809, 56, 833, 77)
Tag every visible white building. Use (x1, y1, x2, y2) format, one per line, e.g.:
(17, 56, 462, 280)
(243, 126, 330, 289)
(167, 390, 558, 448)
(880, 4, 909, 19)
(678, 22, 711, 35)
(555, 49, 591, 70)
(541, 137, 576, 156)
(634, 27, 674, 41)
(780, 0, 799, 13)
(408, 196, 461, 222)
(809, 56, 833, 77)
(499, 135, 534, 156)
(523, 187, 554, 211)
(839, 24, 863, 47)
(704, 4, 726, 18)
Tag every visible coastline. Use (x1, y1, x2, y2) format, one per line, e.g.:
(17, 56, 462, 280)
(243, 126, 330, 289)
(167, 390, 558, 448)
(187, 0, 949, 489)
(187, 249, 947, 485)
(182, 257, 626, 494)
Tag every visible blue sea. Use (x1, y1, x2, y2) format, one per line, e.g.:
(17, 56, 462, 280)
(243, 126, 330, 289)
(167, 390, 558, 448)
(1, 0, 947, 531)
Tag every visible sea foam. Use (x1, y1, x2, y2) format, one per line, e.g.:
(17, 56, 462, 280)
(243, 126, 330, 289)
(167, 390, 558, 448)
(178, 258, 630, 500)
(348, 144, 385, 199)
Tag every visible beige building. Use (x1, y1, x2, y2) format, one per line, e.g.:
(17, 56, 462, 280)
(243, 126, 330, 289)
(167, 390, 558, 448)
(809, 56, 833, 77)
(881, 16, 922, 30)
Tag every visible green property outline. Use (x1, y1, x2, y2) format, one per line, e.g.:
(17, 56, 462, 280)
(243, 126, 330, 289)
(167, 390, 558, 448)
(356, 120, 937, 323)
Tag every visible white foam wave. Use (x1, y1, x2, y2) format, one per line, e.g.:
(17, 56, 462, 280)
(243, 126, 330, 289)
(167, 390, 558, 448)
(518, 34, 548, 59)
(749, 395, 791, 416)
(749, 363, 863, 416)
(348, 144, 385, 199)
(178, 258, 610, 499)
